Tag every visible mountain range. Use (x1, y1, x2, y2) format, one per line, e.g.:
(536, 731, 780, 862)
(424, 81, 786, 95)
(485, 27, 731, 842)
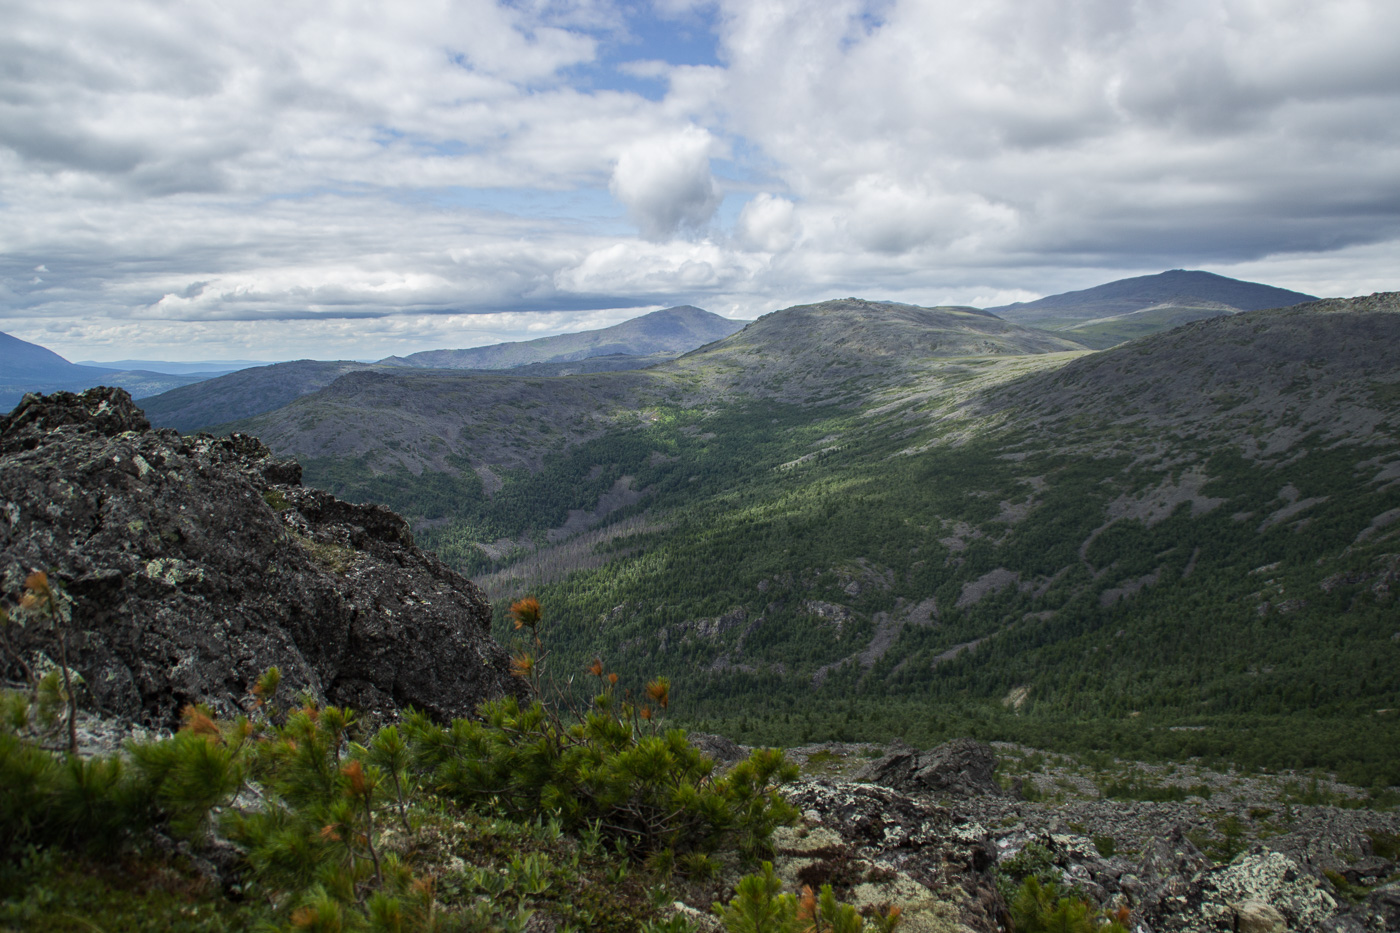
(13, 269, 1396, 780)
(12, 270, 1309, 427)
(135, 305, 747, 432)
(145, 276, 1395, 783)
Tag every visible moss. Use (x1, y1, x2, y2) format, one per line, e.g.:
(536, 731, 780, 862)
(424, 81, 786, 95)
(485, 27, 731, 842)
(261, 489, 291, 511)
(291, 533, 356, 575)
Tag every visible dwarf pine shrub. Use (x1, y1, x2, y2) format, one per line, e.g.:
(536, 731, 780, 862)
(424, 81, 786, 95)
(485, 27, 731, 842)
(405, 598, 798, 867)
(1010, 877, 1129, 933)
(713, 861, 901, 933)
(403, 689, 799, 865)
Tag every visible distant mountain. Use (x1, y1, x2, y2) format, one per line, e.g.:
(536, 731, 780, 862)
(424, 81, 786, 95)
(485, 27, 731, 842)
(219, 299, 1089, 474)
(140, 306, 746, 432)
(0, 331, 214, 411)
(986, 270, 1317, 345)
(666, 298, 1086, 401)
(380, 306, 745, 370)
(139, 360, 380, 433)
(490, 352, 678, 377)
(3, 331, 115, 382)
(75, 359, 267, 375)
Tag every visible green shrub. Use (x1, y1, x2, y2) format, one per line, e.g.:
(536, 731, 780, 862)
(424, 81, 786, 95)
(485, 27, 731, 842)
(713, 861, 899, 933)
(0, 719, 160, 858)
(1010, 877, 1128, 933)
(1, 596, 808, 930)
(404, 693, 798, 865)
(407, 601, 799, 867)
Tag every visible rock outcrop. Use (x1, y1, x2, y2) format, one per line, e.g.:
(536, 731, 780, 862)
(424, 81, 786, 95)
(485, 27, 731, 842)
(0, 387, 525, 726)
(854, 738, 1006, 799)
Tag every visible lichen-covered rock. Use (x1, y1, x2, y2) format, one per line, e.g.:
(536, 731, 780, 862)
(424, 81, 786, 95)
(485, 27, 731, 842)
(855, 737, 1005, 799)
(779, 779, 1003, 933)
(1141, 847, 1341, 932)
(0, 387, 525, 726)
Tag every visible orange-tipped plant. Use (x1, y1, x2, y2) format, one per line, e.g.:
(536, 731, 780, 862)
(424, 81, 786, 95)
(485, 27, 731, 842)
(508, 596, 547, 695)
(181, 704, 222, 740)
(8, 570, 80, 754)
(645, 677, 670, 710)
(510, 596, 542, 630)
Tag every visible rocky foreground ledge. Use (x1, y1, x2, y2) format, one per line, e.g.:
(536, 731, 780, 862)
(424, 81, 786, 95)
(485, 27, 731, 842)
(0, 387, 525, 725)
(690, 736, 1400, 932)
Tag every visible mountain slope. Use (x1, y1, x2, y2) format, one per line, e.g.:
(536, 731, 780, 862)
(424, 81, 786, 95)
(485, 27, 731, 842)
(484, 294, 1399, 780)
(381, 305, 745, 369)
(139, 360, 379, 433)
(665, 298, 1087, 401)
(2, 331, 110, 380)
(986, 270, 1317, 335)
(1, 331, 217, 410)
(227, 367, 664, 475)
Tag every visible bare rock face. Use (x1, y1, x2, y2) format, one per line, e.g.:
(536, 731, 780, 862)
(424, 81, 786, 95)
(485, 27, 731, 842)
(0, 387, 526, 726)
(854, 737, 1005, 798)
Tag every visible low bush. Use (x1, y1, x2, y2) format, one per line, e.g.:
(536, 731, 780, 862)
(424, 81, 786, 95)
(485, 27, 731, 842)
(1010, 877, 1129, 933)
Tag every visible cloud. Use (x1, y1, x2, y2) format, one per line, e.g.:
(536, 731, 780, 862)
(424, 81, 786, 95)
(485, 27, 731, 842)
(609, 126, 722, 239)
(1, 0, 1397, 361)
(708, 0, 1400, 267)
(737, 194, 797, 253)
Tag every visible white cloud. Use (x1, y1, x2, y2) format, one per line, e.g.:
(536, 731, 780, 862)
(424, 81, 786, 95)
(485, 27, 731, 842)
(1, 0, 1397, 361)
(609, 126, 722, 239)
(737, 194, 797, 253)
(557, 238, 763, 295)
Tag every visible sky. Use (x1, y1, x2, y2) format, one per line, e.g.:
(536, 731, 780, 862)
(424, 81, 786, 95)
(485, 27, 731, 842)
(2, 0, 1399, 362)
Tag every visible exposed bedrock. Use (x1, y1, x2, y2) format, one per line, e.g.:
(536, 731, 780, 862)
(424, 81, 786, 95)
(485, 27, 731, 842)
(0, 387, 525, 726)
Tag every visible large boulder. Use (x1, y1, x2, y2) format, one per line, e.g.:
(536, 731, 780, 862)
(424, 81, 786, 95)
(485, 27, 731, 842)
(855, 737, 1005, 798)
(0, 387, 526, 725)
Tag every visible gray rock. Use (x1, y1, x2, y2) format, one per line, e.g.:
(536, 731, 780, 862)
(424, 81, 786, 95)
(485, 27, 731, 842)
(0, 387, 525, 726)
(686, 731, 749, 767)
(1369, 881, 1400, 931)
(781, 779, 1004, 932)
(855, 737, 1004, 798)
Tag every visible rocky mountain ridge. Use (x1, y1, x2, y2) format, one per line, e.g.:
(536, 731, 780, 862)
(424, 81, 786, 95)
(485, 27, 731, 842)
(0, 387, 524, 726)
